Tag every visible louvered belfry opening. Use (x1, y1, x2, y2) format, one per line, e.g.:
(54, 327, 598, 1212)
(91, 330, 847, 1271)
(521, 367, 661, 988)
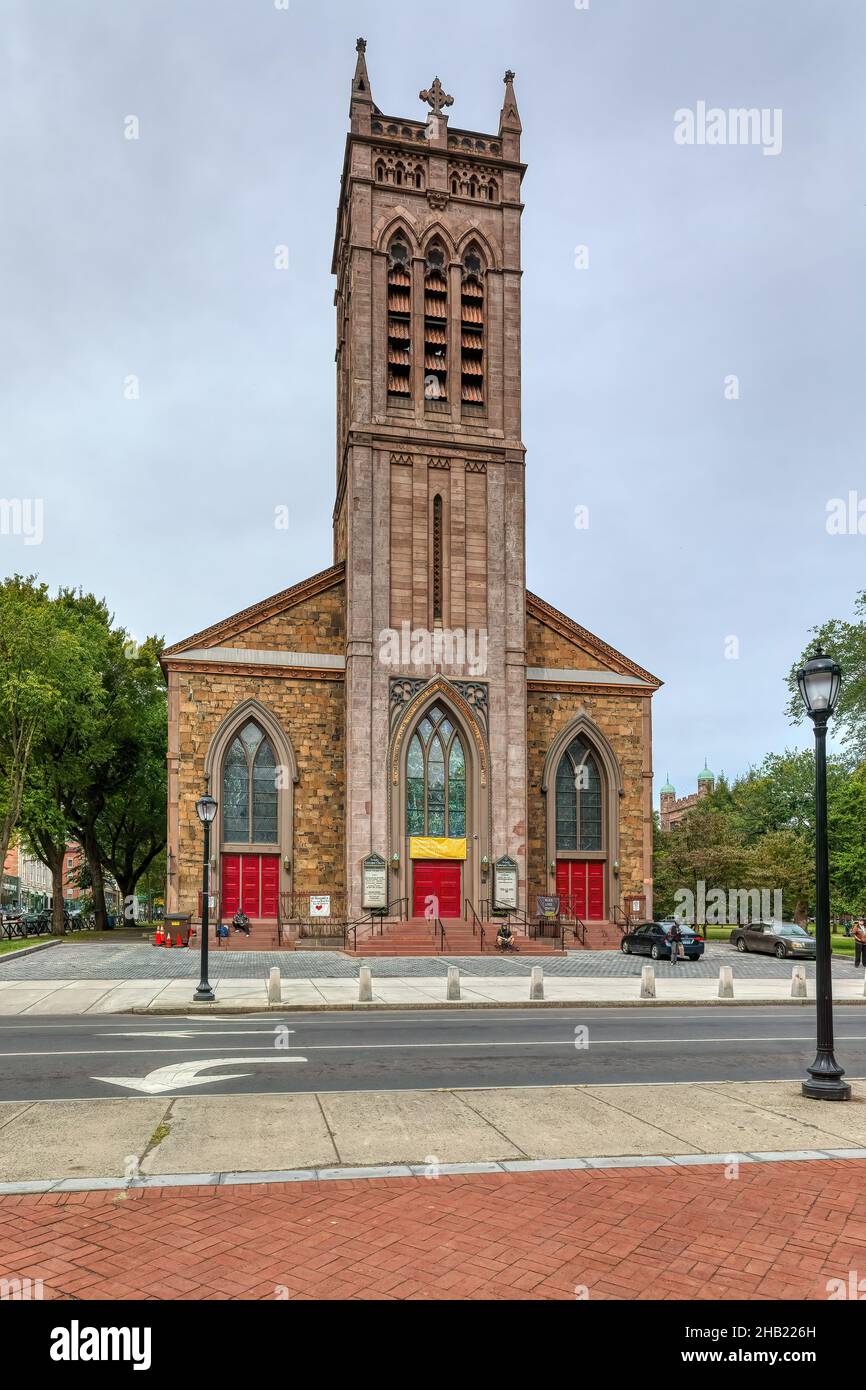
(424, 244, 449, 404)
(461, 248, 485, 406)
(387, 240, 412, 401)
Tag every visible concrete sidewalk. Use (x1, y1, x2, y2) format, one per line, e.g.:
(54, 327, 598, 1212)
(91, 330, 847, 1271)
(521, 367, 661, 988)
(0, 973, 864, 1014)
(1, 1079, 864, 1186)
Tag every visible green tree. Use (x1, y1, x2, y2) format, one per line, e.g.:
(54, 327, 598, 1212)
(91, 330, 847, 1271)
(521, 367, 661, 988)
(786, 590, 866, 760)
(747, 829, 813, 924)
(0, 577, 94, 890)
(26, 590, 166, 931)
(828, 764, 866, 918)
(95, 638, 167, 918)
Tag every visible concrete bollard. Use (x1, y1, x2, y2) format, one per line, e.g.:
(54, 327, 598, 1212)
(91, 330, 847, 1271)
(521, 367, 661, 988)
(358, 966, 373, 1003)
(447, 965, 461, 1002)
(640, 965, 656, 1000)
(791, 964, 807, 999)
(268, 967, 282, 1004)
(718, 965, 734, 999)
(530, 966, 544, 1001)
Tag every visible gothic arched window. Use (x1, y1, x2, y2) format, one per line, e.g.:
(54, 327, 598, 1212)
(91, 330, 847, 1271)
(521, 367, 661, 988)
(424, 243, 448, 402)
(461, 245, 485, 408)
(222, 721, 279, 844)
(406, 705, 466, 838)
(387, 238, 412, 401)
(555, 735, 603, 852)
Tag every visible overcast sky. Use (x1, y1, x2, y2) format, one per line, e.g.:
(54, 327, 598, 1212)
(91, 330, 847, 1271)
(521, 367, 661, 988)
(3, 0, 864, 805)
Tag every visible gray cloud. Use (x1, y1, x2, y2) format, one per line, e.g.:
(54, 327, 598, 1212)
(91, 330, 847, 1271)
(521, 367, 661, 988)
(2, 0, 864, 802)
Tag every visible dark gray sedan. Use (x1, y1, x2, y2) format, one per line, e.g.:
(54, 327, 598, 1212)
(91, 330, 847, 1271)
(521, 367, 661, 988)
(729, 921, 816, 959)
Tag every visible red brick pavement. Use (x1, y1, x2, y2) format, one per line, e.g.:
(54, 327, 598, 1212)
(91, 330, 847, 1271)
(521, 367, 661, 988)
(0, 1160, 864, 1301)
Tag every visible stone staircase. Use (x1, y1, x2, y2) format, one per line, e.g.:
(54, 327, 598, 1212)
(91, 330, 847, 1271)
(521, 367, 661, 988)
(345, 917, 566, 957)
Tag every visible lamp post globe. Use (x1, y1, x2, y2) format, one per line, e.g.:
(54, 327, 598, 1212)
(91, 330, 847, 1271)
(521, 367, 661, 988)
(796, 648, 850, 1101)
(194, 792, 218, 1004)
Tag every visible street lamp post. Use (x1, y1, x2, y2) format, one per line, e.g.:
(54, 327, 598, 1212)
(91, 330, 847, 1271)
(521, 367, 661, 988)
(194, 793, 218, 1004)
(797, 648, 850, 1101)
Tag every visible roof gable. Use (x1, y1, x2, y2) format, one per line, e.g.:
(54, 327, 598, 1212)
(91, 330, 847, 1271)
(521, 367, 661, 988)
(162, 563, 345, 660)
(526, 590, 662, 688)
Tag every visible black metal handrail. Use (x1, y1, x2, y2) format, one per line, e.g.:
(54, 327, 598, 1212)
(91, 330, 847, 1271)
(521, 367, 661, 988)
(611, 907, 632, 935)
(465, 898, 487, 952)
(433, 916, 446, 952)
(388, 897, 408, 922)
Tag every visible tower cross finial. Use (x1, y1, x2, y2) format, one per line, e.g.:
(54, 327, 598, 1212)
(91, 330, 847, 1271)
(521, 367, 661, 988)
(356, 37, 366, 53)
(419, 77, 454, 116)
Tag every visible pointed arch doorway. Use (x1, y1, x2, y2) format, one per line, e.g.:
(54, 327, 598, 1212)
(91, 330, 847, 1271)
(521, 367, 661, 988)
(390, 683, 489, 920)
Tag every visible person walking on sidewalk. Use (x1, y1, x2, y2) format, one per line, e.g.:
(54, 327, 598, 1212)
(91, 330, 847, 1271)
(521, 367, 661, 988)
(669, 921, 683, 966)
(854, 919, 866, 969)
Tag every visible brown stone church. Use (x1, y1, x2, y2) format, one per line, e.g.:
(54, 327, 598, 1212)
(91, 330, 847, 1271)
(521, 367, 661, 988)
(161, 43, 661, 944)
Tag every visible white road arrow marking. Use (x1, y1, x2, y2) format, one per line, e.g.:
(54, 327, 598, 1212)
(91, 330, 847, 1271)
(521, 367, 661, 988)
(92, 1055, 307, 1095)
(100, 1030, 276, 1039)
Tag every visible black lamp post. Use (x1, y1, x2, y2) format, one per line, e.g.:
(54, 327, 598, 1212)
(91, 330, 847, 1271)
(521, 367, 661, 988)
(194, 793, 218, 1003)
(797, 648, 850, 1101)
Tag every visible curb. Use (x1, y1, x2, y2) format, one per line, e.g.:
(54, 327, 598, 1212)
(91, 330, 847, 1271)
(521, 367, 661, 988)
(3, 1148, 865, 1197)
(0, 940, 62, 965)
(127, 996, 866, 1015)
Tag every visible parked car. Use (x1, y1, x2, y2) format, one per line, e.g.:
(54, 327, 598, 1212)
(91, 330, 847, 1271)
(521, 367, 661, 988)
(620, 921, 705, 960)
(729, 921, 815, 959)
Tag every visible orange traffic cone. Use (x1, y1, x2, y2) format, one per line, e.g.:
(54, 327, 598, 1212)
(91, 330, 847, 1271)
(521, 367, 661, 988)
(176, 933, 183, 949)
(155, 924, 163, 946)
(165, 932, 172, 948)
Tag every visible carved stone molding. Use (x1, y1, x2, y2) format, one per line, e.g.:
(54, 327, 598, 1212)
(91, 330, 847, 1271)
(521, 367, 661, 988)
(428, 456, 451, 470)
(452, 681, 489, 734)
(390, 452, 414, 467)
(465, 460, 487, 474)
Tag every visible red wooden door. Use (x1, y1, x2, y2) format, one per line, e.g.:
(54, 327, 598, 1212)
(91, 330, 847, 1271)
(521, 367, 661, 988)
(413, 862, 462, 919)
(260, 855, 280, 921)
(222, 854, 241, 918)
(556, 861, 605, 920)
(587, 863, 604, 919)
(241, 856, 261, 918)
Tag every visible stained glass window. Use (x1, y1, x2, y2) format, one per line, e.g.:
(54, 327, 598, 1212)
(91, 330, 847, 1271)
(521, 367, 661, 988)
(407, 735, 425, 835)
(222, 723, 279, 844)
(252, 739, 278, 843)
(555, 758, 577, 850)
(555, 736, 604, 853)
(580, 755, 602, 851)
(223, 740, 249, 843)
(427, 738, 446, 835)
(405, 708, 468, 838)
(448, 738, 466, 837)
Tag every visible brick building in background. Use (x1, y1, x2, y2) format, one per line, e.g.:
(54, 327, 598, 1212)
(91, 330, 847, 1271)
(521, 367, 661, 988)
(161, 44, 661, 938)
(659, 765, 716, 831)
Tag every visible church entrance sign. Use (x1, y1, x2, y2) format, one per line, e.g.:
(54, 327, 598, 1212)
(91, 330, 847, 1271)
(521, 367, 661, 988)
(362, 854, 388, 913)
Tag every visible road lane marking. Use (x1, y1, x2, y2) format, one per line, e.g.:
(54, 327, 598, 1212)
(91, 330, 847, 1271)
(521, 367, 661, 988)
(1, 1035, 865, 1061)
(92, 1056, 308, 1095)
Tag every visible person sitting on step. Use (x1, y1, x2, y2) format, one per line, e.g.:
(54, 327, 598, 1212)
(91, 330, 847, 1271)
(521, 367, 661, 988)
(232, 910, 251, 937)
(495, 920, 519, 953)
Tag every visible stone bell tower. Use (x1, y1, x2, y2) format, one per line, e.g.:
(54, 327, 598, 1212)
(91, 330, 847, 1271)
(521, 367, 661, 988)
(332, 40, 529, 918)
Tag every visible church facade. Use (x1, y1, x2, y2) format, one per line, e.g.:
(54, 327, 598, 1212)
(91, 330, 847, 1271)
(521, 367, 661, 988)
(161, 44, 661, 936)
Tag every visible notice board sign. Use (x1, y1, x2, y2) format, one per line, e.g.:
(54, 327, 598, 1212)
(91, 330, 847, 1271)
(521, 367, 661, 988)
(362, 854, 388, 912)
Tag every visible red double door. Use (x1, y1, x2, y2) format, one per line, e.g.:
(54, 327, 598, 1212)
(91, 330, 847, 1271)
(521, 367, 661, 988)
(221, 854, 280, 921)
(412, 861, 462, 919)
(557, 860, 605, 920)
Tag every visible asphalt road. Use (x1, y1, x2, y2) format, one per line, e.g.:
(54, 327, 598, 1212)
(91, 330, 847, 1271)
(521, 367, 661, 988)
(0, 1007, 864, 1101)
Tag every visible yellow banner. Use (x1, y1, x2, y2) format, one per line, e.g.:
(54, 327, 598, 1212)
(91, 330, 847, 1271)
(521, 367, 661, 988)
(410, 837, 467, 861)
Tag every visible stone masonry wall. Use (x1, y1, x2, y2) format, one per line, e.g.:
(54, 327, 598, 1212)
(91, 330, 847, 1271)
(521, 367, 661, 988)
(527, 690, 647, 910)
(175, 671, 345, 915)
